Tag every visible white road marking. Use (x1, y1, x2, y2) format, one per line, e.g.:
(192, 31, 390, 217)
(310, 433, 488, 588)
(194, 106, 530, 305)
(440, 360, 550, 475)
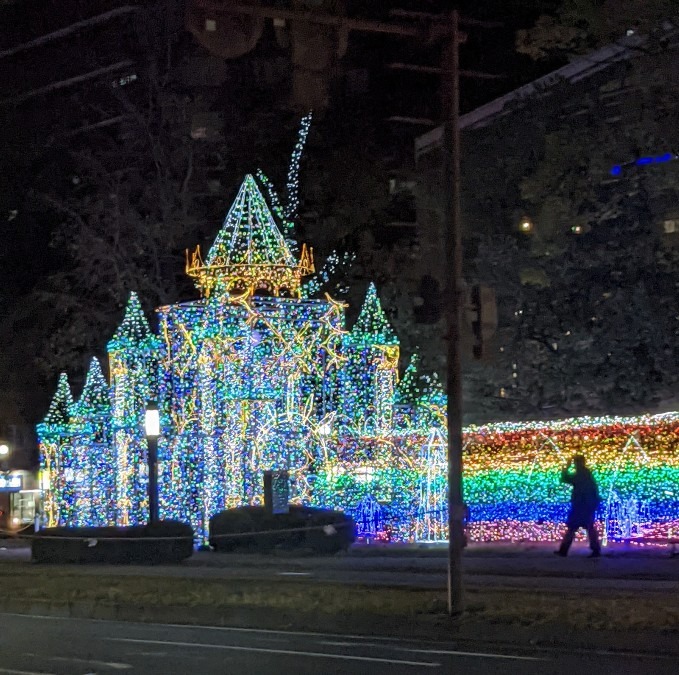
(394, 647, 545, 662)
(47, 655, 132, 669)
(317, 641, 545, 662)
(0, 613, 405, 642)
(0, 669, 56, 675)
(23, 652, 130, 670)
(107, 637, 441, 668)
(5, 612, 675, 662)
(0, 613, 409, 644)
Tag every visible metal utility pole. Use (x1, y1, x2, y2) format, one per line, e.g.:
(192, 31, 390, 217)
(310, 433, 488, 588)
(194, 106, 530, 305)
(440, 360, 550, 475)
(194, 0, 499, 616)
(441, 10, 465, 616)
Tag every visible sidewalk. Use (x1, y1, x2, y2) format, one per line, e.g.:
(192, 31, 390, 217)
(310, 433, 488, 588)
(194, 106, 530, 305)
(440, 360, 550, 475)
(3, 538, 679, 593)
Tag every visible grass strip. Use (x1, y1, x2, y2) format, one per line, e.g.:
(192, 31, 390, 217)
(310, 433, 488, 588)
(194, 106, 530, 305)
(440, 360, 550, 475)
(1, 563, 678, 633)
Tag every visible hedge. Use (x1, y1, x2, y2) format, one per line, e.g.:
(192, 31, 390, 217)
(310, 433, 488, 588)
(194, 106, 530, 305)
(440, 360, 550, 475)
(209, 505, 355, 554)
(31, 520, 194, 564)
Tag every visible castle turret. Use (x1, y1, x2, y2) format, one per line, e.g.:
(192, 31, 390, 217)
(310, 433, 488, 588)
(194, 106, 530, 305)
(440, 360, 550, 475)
(37, 372, 73, 527)
(69, 357, 113, 526)
(342, 283, 399, 433)
(393, 352, 422, 430)
(107, 292, 159, 525)
(394, 352, 420, 406)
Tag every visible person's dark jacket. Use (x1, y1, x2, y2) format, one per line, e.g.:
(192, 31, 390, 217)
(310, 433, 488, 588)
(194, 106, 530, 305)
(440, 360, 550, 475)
(562, 467, 600, 527)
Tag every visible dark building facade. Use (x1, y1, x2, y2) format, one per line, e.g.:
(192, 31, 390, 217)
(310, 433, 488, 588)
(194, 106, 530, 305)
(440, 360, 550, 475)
(411, 22, 679, 420)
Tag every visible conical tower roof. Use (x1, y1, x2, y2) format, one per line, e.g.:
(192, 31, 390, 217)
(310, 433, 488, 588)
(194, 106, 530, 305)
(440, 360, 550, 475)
(108, 292, 152, 350)
(350, 283, 398, 346)
(186, 174, 314, 298)
(71, 357, 110, 421)
(40, 372, 74, 427)
(395, 352, 421, 405)
(207, 174, 296, 268)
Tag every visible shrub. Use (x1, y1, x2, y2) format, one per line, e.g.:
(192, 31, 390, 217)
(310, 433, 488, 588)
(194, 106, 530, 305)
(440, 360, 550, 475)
(31, 520, 194, 564)
(209, 505, 355, 554)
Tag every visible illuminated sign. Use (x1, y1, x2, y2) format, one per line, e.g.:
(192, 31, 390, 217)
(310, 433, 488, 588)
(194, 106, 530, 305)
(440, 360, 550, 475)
(0, 474, 22, 492)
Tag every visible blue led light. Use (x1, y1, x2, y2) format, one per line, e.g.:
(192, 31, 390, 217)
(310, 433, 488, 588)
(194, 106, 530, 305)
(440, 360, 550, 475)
(611, 152, 677, 175)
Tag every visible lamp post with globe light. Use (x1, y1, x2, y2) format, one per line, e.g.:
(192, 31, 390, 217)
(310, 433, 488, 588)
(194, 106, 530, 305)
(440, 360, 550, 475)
(0, 442, 9, 472)
(0, 442, 10, 530)
(144, 403, 160, 525)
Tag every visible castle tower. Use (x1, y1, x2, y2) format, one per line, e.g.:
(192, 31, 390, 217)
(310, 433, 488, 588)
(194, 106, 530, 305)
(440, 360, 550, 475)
(107, 292, 159, 526)
(159, 173, 334, 541)
(37, 373, 73, 527)
(69, 357, 113, 526)
(342, 283, 399, 434)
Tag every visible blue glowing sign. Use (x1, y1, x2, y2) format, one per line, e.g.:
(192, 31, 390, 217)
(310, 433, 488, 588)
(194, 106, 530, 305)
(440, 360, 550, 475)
(0, 474, 22, 492)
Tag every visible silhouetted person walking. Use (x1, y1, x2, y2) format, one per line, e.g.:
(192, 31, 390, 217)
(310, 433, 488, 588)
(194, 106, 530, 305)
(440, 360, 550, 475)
(555, 454, 601, 557)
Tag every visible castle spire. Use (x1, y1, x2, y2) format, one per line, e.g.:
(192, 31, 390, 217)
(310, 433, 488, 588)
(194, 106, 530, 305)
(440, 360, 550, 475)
(41, 372, 74, 427)
(186, 174, 314, 298)
(350, 283, 398, 346)
(71, 357, 110, 420)
(395, 352, 421, 405)
(108, 292, 151, 350)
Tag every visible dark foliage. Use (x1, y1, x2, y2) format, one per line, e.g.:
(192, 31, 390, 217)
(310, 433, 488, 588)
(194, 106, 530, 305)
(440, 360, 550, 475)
(31, 520, 194, 564)
(209, 505, 355, 554)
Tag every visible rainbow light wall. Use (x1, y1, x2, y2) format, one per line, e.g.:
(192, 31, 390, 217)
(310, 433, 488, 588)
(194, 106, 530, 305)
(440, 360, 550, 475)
(462, 413, 679, 544)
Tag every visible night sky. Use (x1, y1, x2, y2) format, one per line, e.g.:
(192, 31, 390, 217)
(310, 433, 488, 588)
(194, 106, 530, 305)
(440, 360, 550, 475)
(0, 0, 556, 436)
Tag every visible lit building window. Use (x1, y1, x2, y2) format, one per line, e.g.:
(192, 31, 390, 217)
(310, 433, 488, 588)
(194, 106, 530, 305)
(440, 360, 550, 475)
(518, 217, 533, 234)
(663, 219, 678, 234)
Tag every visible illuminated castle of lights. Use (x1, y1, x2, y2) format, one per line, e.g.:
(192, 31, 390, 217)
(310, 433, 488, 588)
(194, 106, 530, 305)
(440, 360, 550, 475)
(37, 173, 679, 546)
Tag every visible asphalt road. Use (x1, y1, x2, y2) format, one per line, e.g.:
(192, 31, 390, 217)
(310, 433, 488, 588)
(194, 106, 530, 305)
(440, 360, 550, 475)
(0, 613, 675, 674)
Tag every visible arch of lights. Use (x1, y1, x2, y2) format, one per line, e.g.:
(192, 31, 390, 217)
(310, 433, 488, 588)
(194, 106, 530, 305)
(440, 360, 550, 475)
(37, 172, 679, 545)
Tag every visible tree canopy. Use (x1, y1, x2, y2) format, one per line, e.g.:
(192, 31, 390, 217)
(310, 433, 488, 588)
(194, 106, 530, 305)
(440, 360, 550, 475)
(517, 0, 678, 60)
(471, 32, 679, 419)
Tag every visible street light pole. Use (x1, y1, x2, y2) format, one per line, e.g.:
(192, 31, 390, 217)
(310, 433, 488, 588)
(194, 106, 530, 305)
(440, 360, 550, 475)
(145, 403, 160, 525)
(0, 442, 10, 473)
(441, 9, 466, 616)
